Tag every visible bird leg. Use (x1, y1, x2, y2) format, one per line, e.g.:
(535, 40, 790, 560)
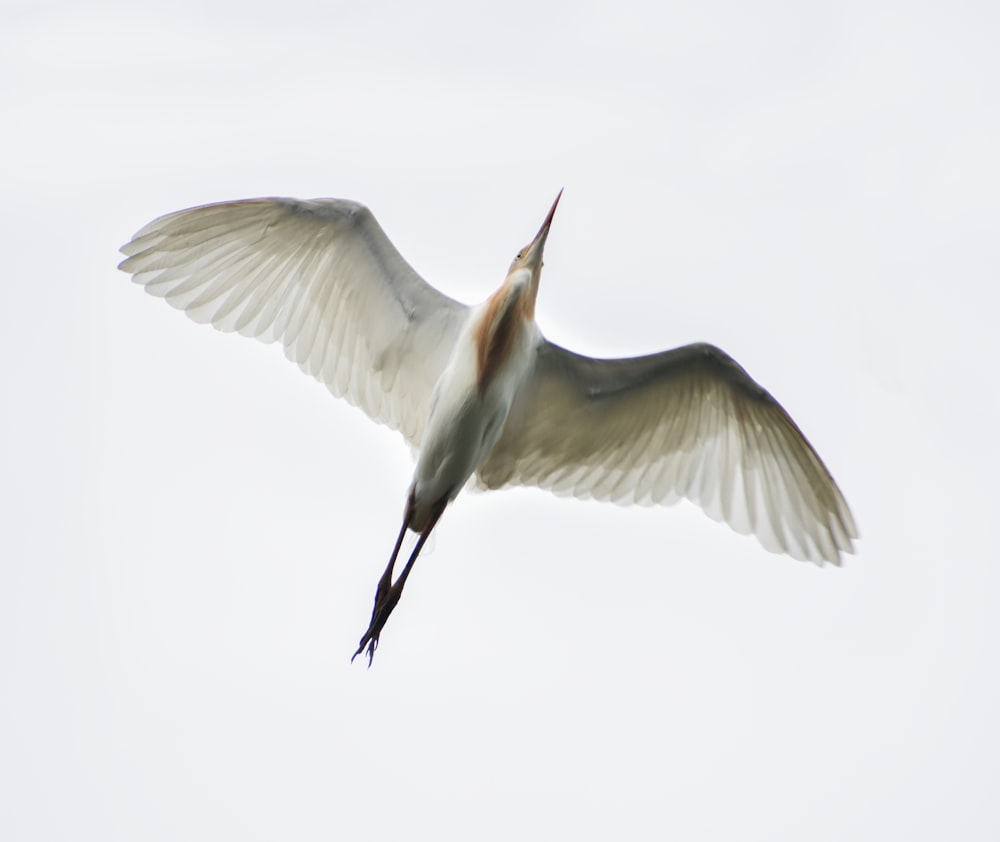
(352, 499, 446, 666)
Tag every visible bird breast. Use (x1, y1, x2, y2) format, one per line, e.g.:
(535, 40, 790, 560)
(409, 289, 539, 521)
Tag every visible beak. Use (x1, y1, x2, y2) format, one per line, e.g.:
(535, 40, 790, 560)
(522, 189, 563, 267)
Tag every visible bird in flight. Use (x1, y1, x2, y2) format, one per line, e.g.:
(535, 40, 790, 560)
(119, 191, 857, 665)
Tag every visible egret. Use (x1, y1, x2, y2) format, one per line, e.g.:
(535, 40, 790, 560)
(118, 191, 857, 665)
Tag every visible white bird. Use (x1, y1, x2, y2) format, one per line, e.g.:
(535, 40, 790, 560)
(118, 191, 857, 664)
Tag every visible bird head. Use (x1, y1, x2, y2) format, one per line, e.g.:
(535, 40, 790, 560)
(500, 190, 562, 321)
(506, 189, 562, 281)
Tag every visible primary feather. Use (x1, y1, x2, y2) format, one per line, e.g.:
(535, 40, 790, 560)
(119, 198, 467, 447)
(477, 341, 857, 564)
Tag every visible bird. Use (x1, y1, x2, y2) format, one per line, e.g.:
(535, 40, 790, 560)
(118, 191, 857, 665)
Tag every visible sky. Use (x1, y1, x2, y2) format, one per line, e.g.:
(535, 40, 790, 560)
(2, 0, 999, 839)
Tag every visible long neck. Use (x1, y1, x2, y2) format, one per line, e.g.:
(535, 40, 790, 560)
(474, 276, 535, 396)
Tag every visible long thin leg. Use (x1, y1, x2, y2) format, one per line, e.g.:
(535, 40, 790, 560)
(351, 513, 410, 665)
(370, 514, 411, 619)
(352, 499, 447, 666)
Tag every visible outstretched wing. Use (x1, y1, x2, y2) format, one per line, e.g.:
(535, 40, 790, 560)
(119, 198, 468, 447)
(477, 340, 857, 565)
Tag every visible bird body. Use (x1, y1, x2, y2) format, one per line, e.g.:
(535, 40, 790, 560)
(412, 288, 540, 532)
(118, 190, 857, 664)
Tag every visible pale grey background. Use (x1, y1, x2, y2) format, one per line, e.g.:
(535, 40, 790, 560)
(2, 1, 998, 839)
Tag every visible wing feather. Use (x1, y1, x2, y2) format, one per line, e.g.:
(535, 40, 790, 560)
(119, 197, 469, 447)
(478, 340, 856, 565)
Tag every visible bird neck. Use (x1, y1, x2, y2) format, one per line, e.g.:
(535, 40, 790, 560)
(474, 277, 535, 396)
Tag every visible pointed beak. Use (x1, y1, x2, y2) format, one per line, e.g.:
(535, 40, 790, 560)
(523, 189, 563, 267)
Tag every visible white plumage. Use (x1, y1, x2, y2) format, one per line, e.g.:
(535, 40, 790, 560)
(121, 198, 466, 446)
(119, 193, 857, 662)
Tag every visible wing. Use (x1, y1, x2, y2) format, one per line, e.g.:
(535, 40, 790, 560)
(477, 340, 857, 565)
(119, 198, 468, 447)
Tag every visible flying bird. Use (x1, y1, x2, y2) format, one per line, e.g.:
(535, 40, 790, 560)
(118, 191, 857, 664)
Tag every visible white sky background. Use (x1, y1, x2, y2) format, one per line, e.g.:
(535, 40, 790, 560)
(2, 0, 999, 838)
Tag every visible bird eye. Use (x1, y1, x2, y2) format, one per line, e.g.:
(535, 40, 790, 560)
(515, 251, 523, 261)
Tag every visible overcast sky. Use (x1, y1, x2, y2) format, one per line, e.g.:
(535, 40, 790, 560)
(2, 1, 999, 839)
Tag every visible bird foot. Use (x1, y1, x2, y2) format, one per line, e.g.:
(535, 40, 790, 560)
(351, 579, 403, 667)
(351, 501, 445, 667)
